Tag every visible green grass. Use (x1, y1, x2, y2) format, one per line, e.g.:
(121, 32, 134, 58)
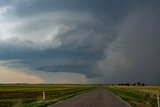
(107, 86, 159, 107)
(0, 84, 98, 107)
(107, 86, 147, 102)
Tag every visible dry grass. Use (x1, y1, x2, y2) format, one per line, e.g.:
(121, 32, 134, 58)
(107, 86, 160, 107)
(115, 86, 160, 94)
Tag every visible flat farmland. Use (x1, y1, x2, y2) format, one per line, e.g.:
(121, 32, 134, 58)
(0, 84, 98, 107)
(107, 86, 160, 107)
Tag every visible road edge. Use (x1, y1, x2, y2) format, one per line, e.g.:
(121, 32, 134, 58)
(106, 88, 132, 107)
(48, 87, 100, 107)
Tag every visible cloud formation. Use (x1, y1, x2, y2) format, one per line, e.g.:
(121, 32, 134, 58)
(98, 2, 160, 85)
(0, 0, 160, 85)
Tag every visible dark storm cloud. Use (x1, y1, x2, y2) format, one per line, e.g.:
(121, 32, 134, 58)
(0, 0, 11, 6)
(0, 47, 102, 77)
(0, 0, 160, 84)
(1, 0, 121, 79)
(98, 0, 160, 85)
(9, 0, 132, 18)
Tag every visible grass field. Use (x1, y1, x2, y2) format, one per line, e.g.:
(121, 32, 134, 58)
(107, 86, 160, 107)
(0, 84, 98, 107)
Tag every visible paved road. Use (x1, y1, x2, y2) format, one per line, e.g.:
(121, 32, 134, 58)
(49, 88, 131, 107)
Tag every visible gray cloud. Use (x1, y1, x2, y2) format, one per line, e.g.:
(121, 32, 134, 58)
(98, 1, 160, 85)
(0, 0, 114, 79)
(0, 46, 103, 78)
(0, 0, 11, 6)
(0, 0, 160, 84)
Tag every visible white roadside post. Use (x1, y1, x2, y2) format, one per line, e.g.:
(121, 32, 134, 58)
(43, 91, 46, 101)
(157, 94, 159, 107)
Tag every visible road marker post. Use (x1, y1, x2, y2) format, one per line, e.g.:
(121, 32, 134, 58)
(43, 91, 46, 101)
(157, 94, 159, 107)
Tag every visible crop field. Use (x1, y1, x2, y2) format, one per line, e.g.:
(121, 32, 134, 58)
(107, 86, 160, 107)
(0, 84, 98, 107)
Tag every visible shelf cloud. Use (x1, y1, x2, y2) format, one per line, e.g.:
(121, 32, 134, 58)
(0, 0, 160, 85)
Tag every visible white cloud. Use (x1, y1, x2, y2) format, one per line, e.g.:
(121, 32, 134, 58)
(0, 6, 10, 14)
(0, 11, 96, 50)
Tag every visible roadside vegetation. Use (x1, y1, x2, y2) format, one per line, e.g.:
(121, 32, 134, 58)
(0, 84, 98, 107)
(107, 85, 160, 107)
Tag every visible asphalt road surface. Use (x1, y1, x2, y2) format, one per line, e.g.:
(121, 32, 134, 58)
(49, 87, 131, 107)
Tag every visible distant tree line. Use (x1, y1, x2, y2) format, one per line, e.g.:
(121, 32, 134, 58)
(118, 82, 145, 86)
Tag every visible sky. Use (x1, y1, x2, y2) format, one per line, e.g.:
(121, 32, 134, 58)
(0, 0, 160, 85)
